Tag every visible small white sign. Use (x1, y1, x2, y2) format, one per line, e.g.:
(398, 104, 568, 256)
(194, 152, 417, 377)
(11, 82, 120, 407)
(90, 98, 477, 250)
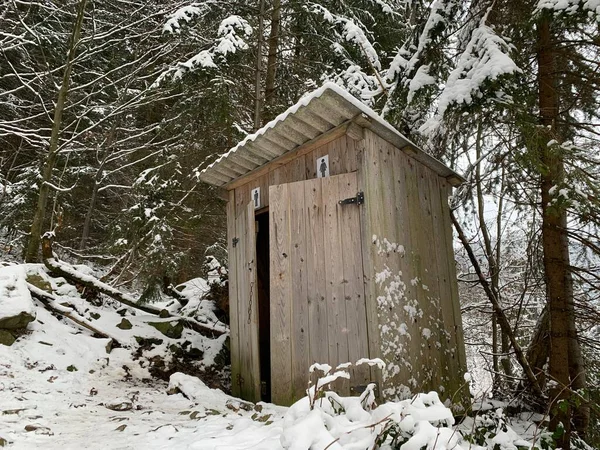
(251, 187, 261, 209)
(317, 155, 330, 178)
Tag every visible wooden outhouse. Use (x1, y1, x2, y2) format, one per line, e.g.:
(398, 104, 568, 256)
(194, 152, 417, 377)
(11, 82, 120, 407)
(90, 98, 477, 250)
(200, 83, 468, 408)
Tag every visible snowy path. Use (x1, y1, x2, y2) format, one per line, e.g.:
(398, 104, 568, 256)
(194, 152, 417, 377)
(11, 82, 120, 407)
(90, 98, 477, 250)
(0, 308, 285, 449)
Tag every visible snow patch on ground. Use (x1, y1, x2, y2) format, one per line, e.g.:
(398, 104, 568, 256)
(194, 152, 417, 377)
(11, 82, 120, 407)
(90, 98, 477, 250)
(0, 265, 35, 321)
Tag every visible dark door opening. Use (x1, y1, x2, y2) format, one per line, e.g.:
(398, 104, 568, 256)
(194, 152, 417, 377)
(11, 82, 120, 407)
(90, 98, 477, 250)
(255, 210, 271, 402)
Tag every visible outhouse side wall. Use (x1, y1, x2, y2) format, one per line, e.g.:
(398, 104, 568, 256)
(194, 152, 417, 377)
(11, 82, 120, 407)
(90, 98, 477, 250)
(360, 129, 468, 408)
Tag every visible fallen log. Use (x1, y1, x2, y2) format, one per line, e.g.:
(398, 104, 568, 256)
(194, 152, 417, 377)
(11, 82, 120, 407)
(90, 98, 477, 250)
(27, 282, 122, 348)
(41, 232, 226, 338)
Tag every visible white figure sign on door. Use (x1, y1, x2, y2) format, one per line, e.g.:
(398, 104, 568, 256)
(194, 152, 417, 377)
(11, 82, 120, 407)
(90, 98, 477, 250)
(252, 187, 260, 209)
(317, 155, 330, 178)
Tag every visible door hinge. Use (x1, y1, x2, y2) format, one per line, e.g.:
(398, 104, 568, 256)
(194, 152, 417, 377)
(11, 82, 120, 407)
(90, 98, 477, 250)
(339, 191, 364, 206)
(232, 237, 239, 247)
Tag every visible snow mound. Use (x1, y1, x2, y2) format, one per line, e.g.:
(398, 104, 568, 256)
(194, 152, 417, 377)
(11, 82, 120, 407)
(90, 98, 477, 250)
(0, 265, 35, 327)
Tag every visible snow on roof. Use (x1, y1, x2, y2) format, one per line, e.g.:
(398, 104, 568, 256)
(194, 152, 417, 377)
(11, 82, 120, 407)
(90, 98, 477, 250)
(200, 82, 464, 187)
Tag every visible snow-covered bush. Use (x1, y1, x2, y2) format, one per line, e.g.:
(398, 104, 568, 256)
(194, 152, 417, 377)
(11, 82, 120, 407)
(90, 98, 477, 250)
(282, 361, 464, 450)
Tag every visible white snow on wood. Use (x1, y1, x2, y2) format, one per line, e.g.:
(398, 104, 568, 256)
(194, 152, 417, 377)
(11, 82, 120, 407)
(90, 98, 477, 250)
(200, 82, 464, 186)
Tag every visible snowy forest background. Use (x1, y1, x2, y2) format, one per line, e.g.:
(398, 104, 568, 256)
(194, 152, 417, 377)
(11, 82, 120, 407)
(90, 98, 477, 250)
(1, 0, 599, 448)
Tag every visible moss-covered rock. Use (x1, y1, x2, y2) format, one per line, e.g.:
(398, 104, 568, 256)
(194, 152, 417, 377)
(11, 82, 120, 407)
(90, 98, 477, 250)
(25, 274, 53, 294)
(0, 312, 35, 330)
(148, 320, 184, 339)
(116, 318, 132, 330)
(0, 330, 15, 346)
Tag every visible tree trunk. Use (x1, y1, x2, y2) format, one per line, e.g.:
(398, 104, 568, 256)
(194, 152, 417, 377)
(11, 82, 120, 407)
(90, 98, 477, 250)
(253, 0, 265, 130)
(568, 299, 589, 435)
(24, 0, 87, 262)
(537, 12, 575, 448)
(526, 305, 549, 388)
(263, 0, 281, 124)
(79, 180, 99, 250)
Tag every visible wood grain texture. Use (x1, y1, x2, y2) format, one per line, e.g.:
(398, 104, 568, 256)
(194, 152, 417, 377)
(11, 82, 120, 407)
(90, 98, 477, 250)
(361, 130, 466, 406)
(269, 183, 293, 405)
(289, 184, 309, 401)
(356, 137, 382, 391)
(414, 162, 443, 393)
(426, 172, 455, 396)
(227, 190, 241, 398)
(322, 174, 350, 395)
(235, 188, 250, 399)
(338, 171, 370, 387)
(305, 178, 329, 371)
(440, 180, 469, 405)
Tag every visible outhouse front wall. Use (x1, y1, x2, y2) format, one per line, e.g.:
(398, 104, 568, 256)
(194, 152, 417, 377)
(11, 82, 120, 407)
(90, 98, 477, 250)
(359, 129, 468, 406)
(231, 132, 362, 210)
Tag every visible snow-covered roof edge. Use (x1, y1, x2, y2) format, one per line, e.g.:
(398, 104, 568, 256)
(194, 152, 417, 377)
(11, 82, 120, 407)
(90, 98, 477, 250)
(200, 82, 464, 187)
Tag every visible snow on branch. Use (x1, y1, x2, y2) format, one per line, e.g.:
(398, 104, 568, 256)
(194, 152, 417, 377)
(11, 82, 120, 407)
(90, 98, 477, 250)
(535, 0, 600, 20)
(163, 4, 205, 34)
(156, 14, 252, 84)
(419, 11, 520, 136)
(309, 4, 381, 71)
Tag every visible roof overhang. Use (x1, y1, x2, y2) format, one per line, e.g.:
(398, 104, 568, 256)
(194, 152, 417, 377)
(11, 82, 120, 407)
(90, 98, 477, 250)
(200, 82, 465, 188)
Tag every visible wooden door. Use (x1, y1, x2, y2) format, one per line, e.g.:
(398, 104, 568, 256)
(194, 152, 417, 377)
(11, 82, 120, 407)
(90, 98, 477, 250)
(269, 172, 370, 405)
(228, 199, 261, 402)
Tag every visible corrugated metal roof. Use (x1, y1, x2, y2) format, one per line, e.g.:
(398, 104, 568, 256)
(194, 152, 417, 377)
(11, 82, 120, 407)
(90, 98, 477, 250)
(200, 83, 464, 187)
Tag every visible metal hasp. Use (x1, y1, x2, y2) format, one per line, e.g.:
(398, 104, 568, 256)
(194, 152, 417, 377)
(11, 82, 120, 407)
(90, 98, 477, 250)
(232, 237, 239, 247)
(339, 191, 364, 206)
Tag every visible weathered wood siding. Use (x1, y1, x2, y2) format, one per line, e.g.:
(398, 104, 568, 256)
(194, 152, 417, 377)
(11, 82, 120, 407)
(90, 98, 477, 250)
(227, 188, 261, 402)
(227, 126, 466, 408)
(268, 173, 369, 405)
(235, 134, 360, 209)
(360, 129, 467, 408)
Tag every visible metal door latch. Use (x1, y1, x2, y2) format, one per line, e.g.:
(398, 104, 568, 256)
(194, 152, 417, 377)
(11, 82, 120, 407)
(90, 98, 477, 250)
(339, 191, 364, 205)
(232, 237, 239, 247)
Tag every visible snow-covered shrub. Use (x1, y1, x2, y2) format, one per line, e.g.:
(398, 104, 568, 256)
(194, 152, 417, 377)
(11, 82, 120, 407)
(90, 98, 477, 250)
(282, 361, 464, 450)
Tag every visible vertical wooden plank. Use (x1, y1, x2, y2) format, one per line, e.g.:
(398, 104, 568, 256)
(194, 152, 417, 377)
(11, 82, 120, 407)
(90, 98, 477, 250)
(235, 186, 252, 400)
(235, 187, 248, 396)
(269, 164, 288, 187)
(322, 175, 350, 395)
(234, 185, 250, 399)
(343, 135, 359, 173)
(227, 190, 241, 398)
(414, 163, 444, 394)
(369, 132, 413, 401)
(388, 147, 422, 398)
(440, 180, 469, 404)
(328, 137, 343, 176)
(305, 178, 329, 371)
(356, 134, 383, 395)
(288, 154, 307, 183)
(269, 183, 293, 405)
(427, 173, 459, 401)
(338, 172, 370, 389)
(259, 174, 269, 209)
(290, 183, 309, 400)
(401, 149, 434, 396)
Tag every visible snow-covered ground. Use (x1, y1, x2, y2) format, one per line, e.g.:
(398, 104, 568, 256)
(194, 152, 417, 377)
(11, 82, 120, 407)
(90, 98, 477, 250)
(0, 305, 285, 449)
(0, 264, 561, 449)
